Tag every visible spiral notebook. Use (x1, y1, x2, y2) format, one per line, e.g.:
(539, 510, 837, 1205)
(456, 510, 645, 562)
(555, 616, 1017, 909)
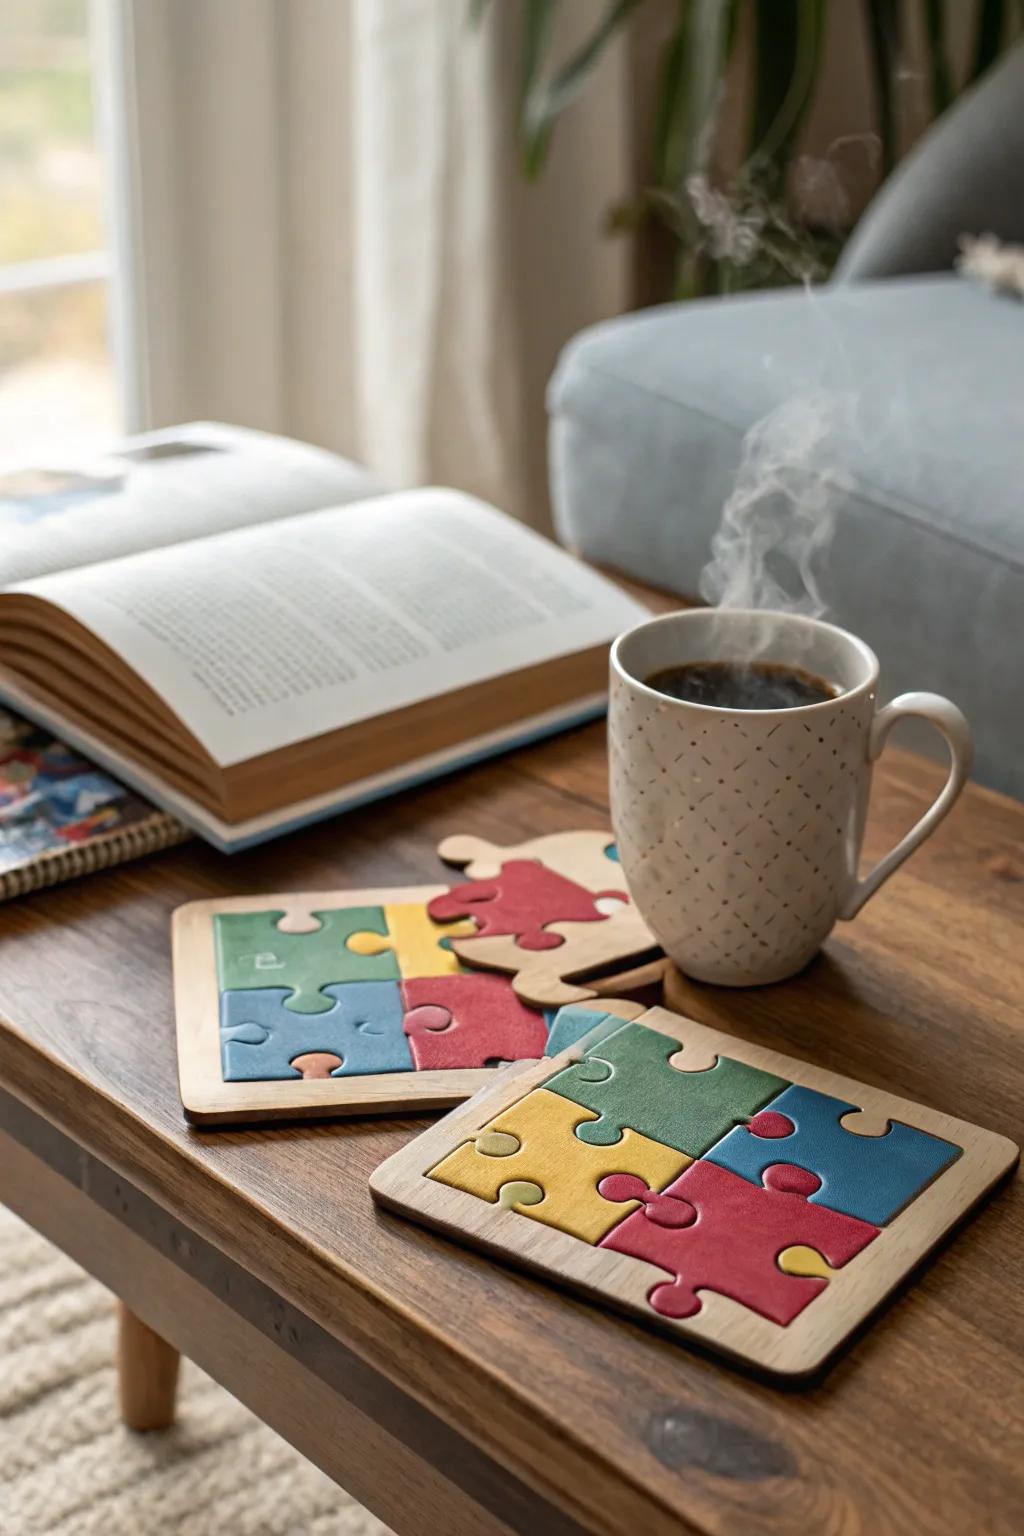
(0, 705, 188, 901)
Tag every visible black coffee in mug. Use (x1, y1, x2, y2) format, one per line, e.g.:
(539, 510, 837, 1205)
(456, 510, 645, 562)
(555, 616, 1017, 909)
(645, 659, 837, 711)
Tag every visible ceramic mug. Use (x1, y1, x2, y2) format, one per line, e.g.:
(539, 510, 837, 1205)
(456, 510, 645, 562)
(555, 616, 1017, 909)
(609, 609, 972, 986)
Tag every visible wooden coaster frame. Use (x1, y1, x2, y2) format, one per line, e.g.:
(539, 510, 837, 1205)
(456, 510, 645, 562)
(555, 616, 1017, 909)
(174, 887, 610, 1126)
(370, 1003, 1018, 1379)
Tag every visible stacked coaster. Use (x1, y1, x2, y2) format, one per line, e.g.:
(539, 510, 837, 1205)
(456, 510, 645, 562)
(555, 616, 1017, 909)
(171, 831, 661, 1124)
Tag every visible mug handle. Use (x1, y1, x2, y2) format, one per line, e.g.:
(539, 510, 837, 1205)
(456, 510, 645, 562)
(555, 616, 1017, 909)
(840, 692, 973, 920)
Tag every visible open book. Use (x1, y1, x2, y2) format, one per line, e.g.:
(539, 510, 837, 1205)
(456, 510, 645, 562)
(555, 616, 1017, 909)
(0, 424, 648, 850)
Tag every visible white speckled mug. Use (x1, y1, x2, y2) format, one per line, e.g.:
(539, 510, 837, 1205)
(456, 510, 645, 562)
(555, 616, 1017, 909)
(610, 609, 972, 986)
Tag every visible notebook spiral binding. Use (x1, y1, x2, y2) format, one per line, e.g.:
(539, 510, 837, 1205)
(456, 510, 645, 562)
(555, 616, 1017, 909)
(0, 812, 190, 902)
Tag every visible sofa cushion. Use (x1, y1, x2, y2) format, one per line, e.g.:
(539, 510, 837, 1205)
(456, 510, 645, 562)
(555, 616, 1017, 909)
(548, 275, 1024, 798)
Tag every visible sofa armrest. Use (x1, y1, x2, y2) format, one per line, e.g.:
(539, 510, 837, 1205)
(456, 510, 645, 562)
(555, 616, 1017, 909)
(834, 45, 1024, 282)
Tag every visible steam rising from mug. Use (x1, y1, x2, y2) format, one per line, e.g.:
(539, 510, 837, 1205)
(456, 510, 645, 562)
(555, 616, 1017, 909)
(699, 390, 853, 619)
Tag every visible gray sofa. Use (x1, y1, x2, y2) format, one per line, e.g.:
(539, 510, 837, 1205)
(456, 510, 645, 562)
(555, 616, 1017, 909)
(549, 47, 1024, 799)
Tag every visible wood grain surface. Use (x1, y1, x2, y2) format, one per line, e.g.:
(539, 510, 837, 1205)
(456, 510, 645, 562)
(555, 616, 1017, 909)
(1, 716, 1023, 1536)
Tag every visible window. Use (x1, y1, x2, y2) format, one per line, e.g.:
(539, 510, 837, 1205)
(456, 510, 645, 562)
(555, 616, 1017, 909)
(0, 0, 119, 460)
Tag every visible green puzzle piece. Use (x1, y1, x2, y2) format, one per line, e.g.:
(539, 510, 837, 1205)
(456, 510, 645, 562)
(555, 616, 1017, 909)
(214, 907, 399, 1013)
(542, 1023, 789, 1157)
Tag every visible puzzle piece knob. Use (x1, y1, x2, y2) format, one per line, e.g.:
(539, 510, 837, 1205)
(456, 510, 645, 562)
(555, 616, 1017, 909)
(762, 1163, 821, 1199)
(519, 929, 566, 951)
(476, 1130, 521, 1158)
(291, 1052, 343, 1079)
(647, 1279, 702, 1319)
(747, 1110, 795, 1139)
(403, 1004, 453, 1036)
(575, 1059, 612, 1084)
(275, 911, 325, 935)
(598, 1173, 649, 1205)
(777, 1245, 836, 1279)
(347, 931, 393, 958)
(598, 1174, 696, 1229)
(222, 1022, 269, 1045)
(497, 1180, 543, 1211)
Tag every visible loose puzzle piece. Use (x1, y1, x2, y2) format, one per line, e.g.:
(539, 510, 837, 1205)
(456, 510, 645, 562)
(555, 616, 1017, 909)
(438, 831, 630, 897)
(220, 983, 413, 1080)
(345, 903, 475, 978)
(543, 1022, 789, 1157)
(544, 1000, 644, 1057)
(401, 973, 548, 1070)
(215, 907, 398, 1012)
(705, 1084, 961, 1224)
(428, 1087, 690, 1243)
(448, 903, 659, 1009)
(599, 1160, 879, 1323)
(428, 860, 624, 951)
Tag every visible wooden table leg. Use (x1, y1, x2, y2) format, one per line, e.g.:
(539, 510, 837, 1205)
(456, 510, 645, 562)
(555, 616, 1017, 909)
(117, 1301, 181, 1430)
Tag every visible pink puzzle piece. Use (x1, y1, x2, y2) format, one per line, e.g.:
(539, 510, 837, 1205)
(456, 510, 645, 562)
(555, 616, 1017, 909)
(427, 859, 621, 951)
(598, 1160, 879, 1325)
(401, 973, 549, 1070)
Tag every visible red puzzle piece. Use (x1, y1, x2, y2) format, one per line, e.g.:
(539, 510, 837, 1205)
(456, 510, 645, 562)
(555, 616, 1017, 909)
(598, 1161, 878, 1324)
(401, 973, 549, 1069)
(427, 859, 621, 950)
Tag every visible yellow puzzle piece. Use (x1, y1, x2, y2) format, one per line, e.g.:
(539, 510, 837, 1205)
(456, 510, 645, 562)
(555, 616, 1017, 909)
(428, 1088, 691, 1243)
(346, 903, 476, 978)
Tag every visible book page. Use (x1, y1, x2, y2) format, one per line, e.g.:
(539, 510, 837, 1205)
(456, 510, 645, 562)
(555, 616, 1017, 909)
(10, 489, 650, 767)
(0, 422, 380, 586)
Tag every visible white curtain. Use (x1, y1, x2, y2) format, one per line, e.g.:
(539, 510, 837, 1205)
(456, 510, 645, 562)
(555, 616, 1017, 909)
(109, 0, 634, 529)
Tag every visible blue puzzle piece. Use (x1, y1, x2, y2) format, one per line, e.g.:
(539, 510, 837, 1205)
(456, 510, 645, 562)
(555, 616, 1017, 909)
(220, 983, 413, 1081)
(545, 1006, 628, 1057)
(705, 1083, 961, 1225)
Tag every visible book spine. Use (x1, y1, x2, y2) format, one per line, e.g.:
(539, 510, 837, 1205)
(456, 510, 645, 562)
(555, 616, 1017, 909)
(0, 815, 191, 902)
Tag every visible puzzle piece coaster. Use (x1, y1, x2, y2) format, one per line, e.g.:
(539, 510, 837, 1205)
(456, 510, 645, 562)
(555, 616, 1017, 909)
(401, 973, 548, 1070)
(428, 1087, 690, 1243)
(215, 907, 398, 1011)
(599, 1160, 879, 1323)
(220, 983, 413, 1080)
(428, 860, 624, 951)
(543, 1022, 788, 1157)
(345, 904, 475, 978)
(449, 902, 659, 1009)
(705, 1084, 961, 1225)
(438, 831, 629, 897)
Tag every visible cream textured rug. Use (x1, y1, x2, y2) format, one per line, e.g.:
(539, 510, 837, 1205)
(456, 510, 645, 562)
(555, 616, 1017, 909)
(0, 1205, 392, 1536)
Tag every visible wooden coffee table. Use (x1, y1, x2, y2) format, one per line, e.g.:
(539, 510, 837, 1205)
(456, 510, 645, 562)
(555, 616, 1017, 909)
(0, 723, 1021, 1535)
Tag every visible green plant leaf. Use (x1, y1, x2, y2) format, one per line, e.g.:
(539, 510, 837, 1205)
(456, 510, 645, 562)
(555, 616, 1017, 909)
(653, 0, 738, 191)
(921, 0, 954, 115)
(969, 0, 1005, 80)
(519, 0, 560, 102)
(748, 0, 827, 196)
(521, 0, 645, 177)
(863, 0, 902, 174)
(651, 1, 690, 189)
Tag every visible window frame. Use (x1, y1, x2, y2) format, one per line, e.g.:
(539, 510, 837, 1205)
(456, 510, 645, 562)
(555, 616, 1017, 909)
(0, 0, 140, 447)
